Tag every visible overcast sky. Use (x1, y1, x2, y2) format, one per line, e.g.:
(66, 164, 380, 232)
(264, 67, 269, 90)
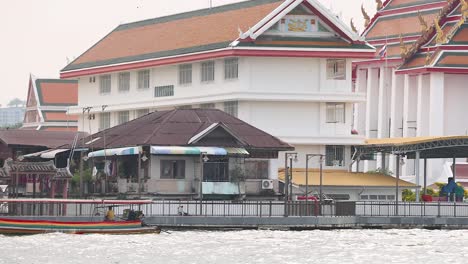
(0, 0, 375, 107)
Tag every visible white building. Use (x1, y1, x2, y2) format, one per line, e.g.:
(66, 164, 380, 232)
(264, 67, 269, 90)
(354, 0, 468, 184)
(62, 0, 374, 173)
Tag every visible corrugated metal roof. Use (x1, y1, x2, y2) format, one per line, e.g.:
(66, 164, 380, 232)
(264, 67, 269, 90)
(0, 130, 87, 148)
(365, 136, 468, 146)
(78, 109, 293, 151)
(278, 168, 416, 187)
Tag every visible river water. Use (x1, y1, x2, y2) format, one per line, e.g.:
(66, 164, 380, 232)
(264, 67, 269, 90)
(1, 229, 468, 264)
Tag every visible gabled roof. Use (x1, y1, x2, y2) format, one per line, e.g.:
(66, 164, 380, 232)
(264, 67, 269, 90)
(23, 75, 78, 131)
(77, 109, 293, 151)
(278, 168, 416, 187)
(61, 0, 373, 78)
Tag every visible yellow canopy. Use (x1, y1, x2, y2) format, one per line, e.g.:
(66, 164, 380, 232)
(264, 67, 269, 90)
(365, 136, 468, 146)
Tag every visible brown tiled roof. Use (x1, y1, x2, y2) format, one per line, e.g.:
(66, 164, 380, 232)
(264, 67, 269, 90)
(40, 127, 78, 132)
(63, 0, 283, 71)
(78, 109, 293, 151)
(0, 130, 87, 148)
(35, 79, 78, 106)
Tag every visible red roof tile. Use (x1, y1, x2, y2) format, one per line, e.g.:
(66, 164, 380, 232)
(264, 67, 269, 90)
(36, 80, 78, 106)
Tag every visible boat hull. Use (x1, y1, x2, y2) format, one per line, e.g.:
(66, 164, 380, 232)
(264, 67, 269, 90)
(0, 218, 160, 235)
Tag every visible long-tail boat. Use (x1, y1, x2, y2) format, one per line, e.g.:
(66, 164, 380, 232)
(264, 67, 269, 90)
(0, 198, 161, 235)
(0, 218, 160, 235)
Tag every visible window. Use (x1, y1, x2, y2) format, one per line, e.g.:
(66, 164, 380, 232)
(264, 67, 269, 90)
(224, 58, 238, 79)
(326, 103, 345, 123)
(160, 160, 185, 179)
(99, 112, 110, 130)
(201, 61, 215, 82)
(325, 145, 345, 167)
(204, 161, 229, 182)
(136, 109, 149, 118)
(179, 64, 192, 85)
(154, 85, 174, 97)
(223, 101, 238, 117)
(245, 160, 269, 179)
(360, 195, 369, 200)
(200, 103, 215, 109)
(138, 70, 150, 89)
(387, 195, 395, 200)
(326, 59, 346, 80)
(118, 72, 130, 92)
(118, 111, 129, 125)
(99, 75, 111, 94)
(369, 195, 378, 200)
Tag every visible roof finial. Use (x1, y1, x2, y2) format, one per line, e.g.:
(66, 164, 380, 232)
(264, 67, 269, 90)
(350, 18, 358, 33)
(375, 0, 383, 10)
(399, 34, 408, 56)
(461, 0, 468, 18)
(434, 17, 447, 45)
(361, 4, 370, 27)
(417, 11, 428, 33)
(425, 51, 432, 66)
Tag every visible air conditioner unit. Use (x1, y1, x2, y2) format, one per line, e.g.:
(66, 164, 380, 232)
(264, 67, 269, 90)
(261, 179, 274, 190)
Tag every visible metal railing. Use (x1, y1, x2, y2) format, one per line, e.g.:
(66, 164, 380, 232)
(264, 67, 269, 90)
(2, 199, 468, 218)
(356, 201, 468, 217)
(0, 200, 334, 218)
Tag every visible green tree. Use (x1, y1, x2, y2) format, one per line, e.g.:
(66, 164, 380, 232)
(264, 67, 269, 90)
(7, 98, 25, 107)
(402, 189, 416, 201)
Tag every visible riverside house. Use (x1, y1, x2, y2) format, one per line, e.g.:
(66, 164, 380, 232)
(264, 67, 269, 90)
(75, 109, 293, 200)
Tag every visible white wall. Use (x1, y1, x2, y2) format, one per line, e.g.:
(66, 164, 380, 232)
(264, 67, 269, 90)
(444, 74, 468, 135)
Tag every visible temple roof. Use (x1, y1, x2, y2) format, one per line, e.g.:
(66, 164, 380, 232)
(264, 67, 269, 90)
(61, 0, 371, 77)
(22, 75, 78, 130)
(397, 1, 468, 73)
(360, 0, 448, 61)
(62, 0, 283, 72)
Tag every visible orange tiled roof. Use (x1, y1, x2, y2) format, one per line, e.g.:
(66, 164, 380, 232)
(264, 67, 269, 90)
(43, 112, 79, 122)
(383, 0, 445, 11)
(64, 0, 283, 71)
(366, 9, 440, 40)
(35, 79, 78, 106)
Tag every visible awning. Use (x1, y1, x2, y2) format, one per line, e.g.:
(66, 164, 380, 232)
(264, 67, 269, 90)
(224, 147, 249, 156)
(40, 149, 69, 159)
(23, 149, 69, 159)
(88, 146, 141, 158)
(151, 146, 228, 156)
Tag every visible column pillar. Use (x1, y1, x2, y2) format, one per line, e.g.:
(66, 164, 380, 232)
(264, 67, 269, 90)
(415, 151, 420, 202)
(429, 72, 445, 136)
(354, 68, 367, 134)
(365, 68, 379, 172)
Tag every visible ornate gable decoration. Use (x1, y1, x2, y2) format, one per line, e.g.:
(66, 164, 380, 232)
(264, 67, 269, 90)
(265, 4, 331, 36)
